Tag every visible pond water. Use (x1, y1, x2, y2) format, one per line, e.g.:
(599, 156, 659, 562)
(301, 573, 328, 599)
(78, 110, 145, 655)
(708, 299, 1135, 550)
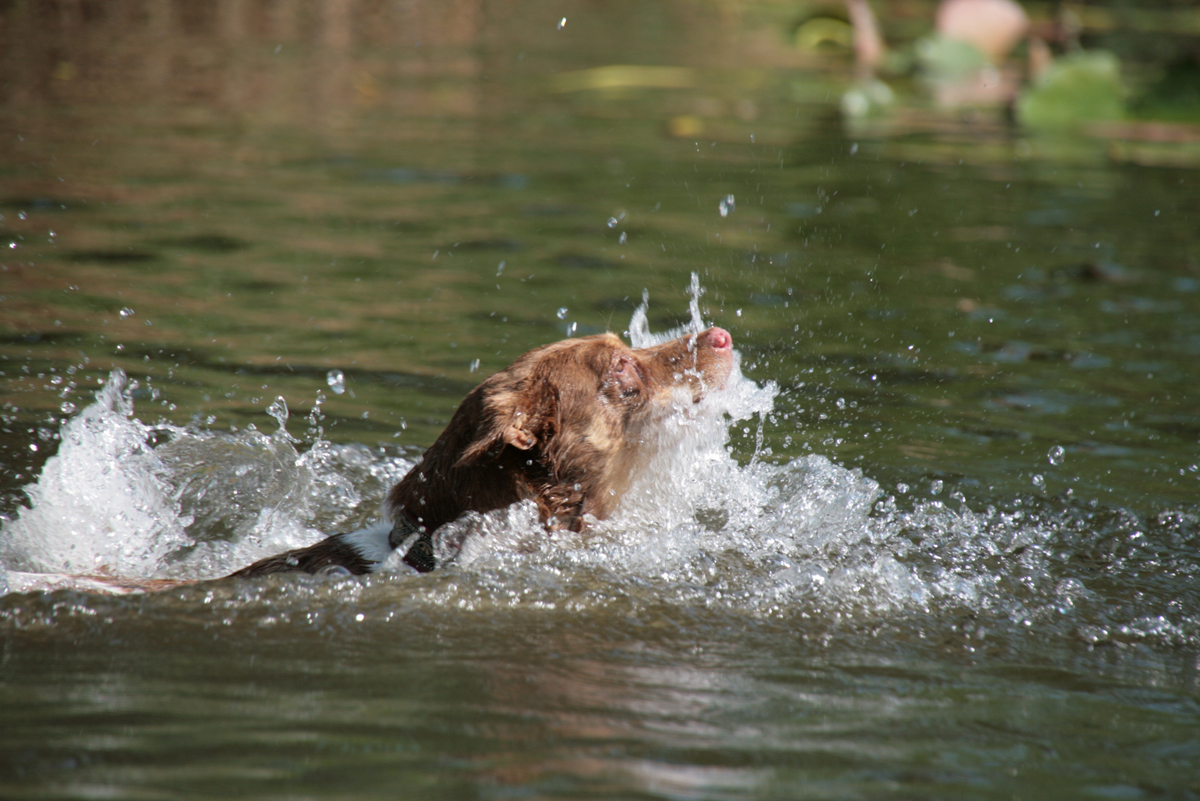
(3, 1, 1199, 798)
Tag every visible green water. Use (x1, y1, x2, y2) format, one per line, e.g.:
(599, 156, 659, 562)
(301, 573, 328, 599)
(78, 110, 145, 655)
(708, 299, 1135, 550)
(2, 1, 1199, 798)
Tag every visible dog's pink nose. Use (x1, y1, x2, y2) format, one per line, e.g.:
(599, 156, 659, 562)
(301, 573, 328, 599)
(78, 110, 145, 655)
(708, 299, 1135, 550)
(707, 327, 732, 350)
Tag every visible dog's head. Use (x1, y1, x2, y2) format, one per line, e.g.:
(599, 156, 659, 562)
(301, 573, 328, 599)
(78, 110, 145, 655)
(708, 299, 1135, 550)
(457, 328, 733, 495)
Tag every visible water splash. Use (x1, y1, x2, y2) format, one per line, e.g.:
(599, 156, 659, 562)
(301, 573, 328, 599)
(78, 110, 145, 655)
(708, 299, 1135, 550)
(629, 272, 709, 348)
(2, 291, 1194, 654)
(0, 371, 190, 577)
(0, 372, 414, 585)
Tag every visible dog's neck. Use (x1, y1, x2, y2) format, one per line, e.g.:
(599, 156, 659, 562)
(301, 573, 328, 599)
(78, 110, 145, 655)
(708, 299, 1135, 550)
(384, 430, 542, 570)
(386, 448, 529, 525)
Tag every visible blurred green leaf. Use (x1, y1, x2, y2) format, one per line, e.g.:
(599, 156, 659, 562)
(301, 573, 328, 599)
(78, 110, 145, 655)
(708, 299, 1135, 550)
(1018, 51, 1126, 129)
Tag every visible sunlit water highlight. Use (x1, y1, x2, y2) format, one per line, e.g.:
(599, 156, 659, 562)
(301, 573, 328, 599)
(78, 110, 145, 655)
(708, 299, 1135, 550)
(3, 292, 1195, 656)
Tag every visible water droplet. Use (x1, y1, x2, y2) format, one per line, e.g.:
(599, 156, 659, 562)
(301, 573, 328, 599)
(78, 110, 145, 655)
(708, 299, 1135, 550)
(896, 483, 909, 494)
(557, 16, 566, 30)
(556, 307, 568, 319)
(469, 358, 481, 373)
(835, 397, 846, 410)
(119, 307, 135, 318)
(326, 369, 346, 395)
(568, 322, 577, 335)
(930, 479, 943, 495)
(1032, 474, 1045, 489)
(496, 260, 506, 276)
(619, 231, 627, 244)
(59, 401, 77, 414)
(1048, 445, 1065, 466)
(607, 217, 618, 228)
(718, 194, 735, 217)
(266, 396, 289, 426)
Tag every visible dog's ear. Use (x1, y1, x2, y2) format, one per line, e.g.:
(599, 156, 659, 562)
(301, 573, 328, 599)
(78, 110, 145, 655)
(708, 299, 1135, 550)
(501, 412, 538, 450)
(456, 383, 549, 465)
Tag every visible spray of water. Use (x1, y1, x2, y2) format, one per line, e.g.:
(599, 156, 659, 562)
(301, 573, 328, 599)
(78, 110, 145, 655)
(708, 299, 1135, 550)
(5, 279, 1188, 651)
(0, 371, 413, 585)
(0, 372, 191, 577)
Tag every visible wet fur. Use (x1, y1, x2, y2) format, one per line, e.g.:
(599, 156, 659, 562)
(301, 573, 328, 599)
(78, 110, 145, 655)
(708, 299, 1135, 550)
(231, 328, 733, 578)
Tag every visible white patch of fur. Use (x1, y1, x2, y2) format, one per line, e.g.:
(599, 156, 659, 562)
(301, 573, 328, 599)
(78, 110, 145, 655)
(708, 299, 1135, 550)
(336, 521, 394, 571)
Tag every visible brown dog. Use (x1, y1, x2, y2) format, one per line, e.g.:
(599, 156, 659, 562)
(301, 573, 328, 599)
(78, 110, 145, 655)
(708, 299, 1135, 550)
(231, 326, 734, 578)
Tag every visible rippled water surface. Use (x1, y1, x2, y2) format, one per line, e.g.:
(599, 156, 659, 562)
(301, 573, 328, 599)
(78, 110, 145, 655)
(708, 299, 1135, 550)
(3, 1, 1200, 798)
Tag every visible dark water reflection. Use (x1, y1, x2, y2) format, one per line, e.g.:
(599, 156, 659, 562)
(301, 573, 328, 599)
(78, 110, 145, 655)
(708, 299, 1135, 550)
(3, 1, 1200, 798)
(5, 579, 1200, 799)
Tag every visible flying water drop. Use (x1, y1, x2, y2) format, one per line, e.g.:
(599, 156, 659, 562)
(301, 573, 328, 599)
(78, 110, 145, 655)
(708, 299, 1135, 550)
(266, 396, 289, 428)
(326, 369, 346, 395)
